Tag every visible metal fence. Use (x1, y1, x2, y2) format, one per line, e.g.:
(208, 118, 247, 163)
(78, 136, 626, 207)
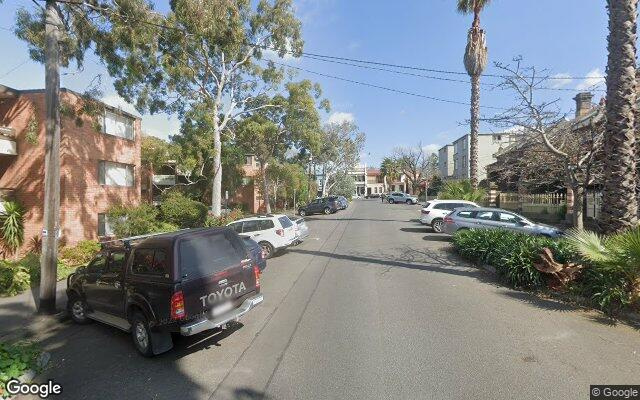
(498, 192, 566, 222)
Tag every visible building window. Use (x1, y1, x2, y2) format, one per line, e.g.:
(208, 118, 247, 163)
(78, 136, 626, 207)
(245, 155, 253, 165)
(98, 213, 115, 237)
(99, 161, 134, 187)
(242, 177, 251, 186)
(103, 110, 134, 140)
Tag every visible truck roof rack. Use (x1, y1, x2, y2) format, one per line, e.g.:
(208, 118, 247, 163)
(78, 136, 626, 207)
(100, 230, 188, 250)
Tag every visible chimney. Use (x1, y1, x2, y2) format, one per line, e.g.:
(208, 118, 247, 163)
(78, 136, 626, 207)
(573, 92, 593, 119)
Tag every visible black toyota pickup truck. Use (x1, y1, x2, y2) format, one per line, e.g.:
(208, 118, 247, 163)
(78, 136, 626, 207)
(66, 228, 263, 356)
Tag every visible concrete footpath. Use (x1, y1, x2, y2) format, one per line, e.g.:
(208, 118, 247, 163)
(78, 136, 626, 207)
(0, 280, 68, 341)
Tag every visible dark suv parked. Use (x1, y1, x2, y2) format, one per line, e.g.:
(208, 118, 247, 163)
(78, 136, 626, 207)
(66, 228, 263, 356)
(298, 197, 340, 216)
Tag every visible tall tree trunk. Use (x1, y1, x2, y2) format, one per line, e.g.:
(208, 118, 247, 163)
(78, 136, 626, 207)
(602, 0, 639, 233)
(261, 164, 271, 214)
(39, 0, 62, 314)
(573, 184, 584, 230)
(469, 74, 480, 189)
(211, 125, 222, 217)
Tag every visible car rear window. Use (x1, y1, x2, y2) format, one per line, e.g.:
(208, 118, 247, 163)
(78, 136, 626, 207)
(278, 216, 293, 228)
(434, 203, 452, 210)
(457, 210, 477, 218)
(178, 231, 246, 280)
(423, 202, 431, 208)
(131, 249, 169, 278)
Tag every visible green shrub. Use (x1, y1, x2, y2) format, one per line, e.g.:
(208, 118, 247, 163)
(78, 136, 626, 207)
(565, 228, 640, 313)
(0, 262, 30, 297)
(438, 180, 487, 203)
(0, 341, 42, 396)
(0, 201, 24, 254)
(107, 204, 179, 238)
(452, 229, 575, 288)
(0, 253, 75, 297)
(159, 191, 208, 228)
(204, 209, 245, 228)
(59, 240, 100, 266)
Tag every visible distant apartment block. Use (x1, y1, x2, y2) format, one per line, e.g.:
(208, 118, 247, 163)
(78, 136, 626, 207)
(348, 165, 385, 197)
(0, 84, 141, 252)
(438, 132, 516, 182)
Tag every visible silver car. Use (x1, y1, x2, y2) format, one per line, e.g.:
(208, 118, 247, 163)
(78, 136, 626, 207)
(289, 216, 310, 244)
(386, 192, 418, 205)
(442, 207, 564, 238)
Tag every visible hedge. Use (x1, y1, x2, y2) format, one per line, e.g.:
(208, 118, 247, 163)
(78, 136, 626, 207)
(452, 229, 575, 288)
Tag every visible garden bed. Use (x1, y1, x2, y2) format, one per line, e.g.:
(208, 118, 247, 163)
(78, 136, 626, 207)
(452, 228, 640, 318)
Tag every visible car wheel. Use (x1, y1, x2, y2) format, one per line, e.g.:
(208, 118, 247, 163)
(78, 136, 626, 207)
(324, 207, 331, 214)
(131, 312, 154, 357)
(388, 198, 394, 204)
(406, 199, 412, 205)
(431, 219, 444, 233)
(299, 209, 306, 216)
(68, 295, 92, 325)
(259, 241, 274, 259)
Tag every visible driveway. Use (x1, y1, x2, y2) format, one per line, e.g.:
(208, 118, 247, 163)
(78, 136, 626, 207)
(24, 199, 640, 399)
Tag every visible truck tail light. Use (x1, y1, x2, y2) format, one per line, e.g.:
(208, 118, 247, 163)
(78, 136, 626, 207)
(276, 228, 284, 236)
(421, 210, 430, 215)
(170, 291, 186, 320)
(254, 265, 261, 288)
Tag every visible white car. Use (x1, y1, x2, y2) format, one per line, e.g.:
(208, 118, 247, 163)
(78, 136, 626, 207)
(227, 214, 296, 258)
(420, 200, 480, 233)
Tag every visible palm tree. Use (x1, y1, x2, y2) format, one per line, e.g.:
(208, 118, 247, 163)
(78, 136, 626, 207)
(601, 0, 639, 233)
(457, 0, 490, 189)
(380, 157, 400, 192)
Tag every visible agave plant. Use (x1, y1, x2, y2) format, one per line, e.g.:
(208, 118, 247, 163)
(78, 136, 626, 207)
(437, 180, 486, 203)
(0, 201, 25, 254)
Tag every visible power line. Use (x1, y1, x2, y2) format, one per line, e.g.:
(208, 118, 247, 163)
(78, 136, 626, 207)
(299, 53, 605, 92)
(271, 61, 507, 110)
(42, 0, 605, 83)
(0, 59, 29, 79)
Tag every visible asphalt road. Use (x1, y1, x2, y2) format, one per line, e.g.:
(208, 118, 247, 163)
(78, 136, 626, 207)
(31, 199, 639, 400)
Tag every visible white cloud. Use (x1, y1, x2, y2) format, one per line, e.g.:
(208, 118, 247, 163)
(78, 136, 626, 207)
(422, 143, 440, 155)
(101, 93, 179, 141)
(549, 73, 573, 89)
(576, 68, 605, 90)
(327, 111, 355, 125)
(262, 38, 300, 62)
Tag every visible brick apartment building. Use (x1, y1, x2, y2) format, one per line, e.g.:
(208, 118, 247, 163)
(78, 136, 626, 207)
(229, 155, 267, 213)
(0, 84, 141, 253)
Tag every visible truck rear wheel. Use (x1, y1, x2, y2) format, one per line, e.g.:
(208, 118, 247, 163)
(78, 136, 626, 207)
(131, 312, 154, 357)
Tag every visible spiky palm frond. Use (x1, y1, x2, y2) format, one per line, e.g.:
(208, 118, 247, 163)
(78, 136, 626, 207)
(605, 226, 640, 270)
(438, 180, 486, 203)
(0, 201, 25, 253)
(564, 229, 612, 264)
(456, 0, 492, 14)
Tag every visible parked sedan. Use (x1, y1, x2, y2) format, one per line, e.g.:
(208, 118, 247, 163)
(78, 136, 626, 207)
(298, 197, 340, 216)
(442, 207, 564, 238)
(387, 192, 419, 204)
(240, 235, 267, 271)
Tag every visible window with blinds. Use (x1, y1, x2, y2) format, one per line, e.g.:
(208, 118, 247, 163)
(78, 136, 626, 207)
(98, 161, 134, 187)
(103, 110, 135, 140)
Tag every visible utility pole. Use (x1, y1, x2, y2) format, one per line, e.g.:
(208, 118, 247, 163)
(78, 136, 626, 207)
(39, 0, 62, 314)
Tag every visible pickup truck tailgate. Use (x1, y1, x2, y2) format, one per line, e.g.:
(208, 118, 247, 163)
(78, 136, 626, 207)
(177, 230, 258, 318)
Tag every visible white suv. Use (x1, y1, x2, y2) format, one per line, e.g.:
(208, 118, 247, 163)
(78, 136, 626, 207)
(227, 214, 296, 258)
(420, 200, 479, 233)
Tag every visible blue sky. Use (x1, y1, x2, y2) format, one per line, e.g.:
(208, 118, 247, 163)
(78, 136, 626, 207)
(0, 0, 608, 166)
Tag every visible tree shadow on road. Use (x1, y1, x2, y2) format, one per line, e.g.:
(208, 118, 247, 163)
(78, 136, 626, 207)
(287, 247, 496, 284)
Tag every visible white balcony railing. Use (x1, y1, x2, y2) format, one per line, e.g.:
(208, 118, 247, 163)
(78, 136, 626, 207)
(152, 174, 176, 186)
